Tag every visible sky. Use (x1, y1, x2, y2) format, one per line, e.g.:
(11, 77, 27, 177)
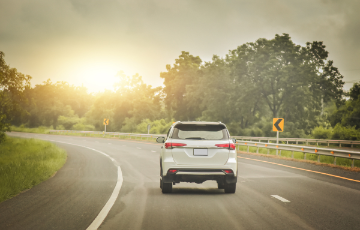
(1, 0, 359, 92)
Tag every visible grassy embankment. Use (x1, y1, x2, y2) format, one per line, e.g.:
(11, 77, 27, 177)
(237, 145, 360, 169)
(10, 126, 158, 142)
(10, 126, 50, 134)
(0, 137, 67, 203)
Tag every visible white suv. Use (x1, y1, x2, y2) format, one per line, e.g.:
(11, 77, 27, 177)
(157, 121, 238, 194)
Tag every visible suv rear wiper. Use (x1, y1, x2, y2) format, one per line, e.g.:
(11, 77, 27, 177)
(185, 137, 205, 140)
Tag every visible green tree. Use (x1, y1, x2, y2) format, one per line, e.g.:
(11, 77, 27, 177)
(86, 72, 162, 132)
(226, 34, 344, 133)
(330, 82, 360, 129)
(160, 51, 202, 121)
(0, 51, 31, 142)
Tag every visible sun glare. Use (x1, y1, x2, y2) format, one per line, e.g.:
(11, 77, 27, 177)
(75, 63, 120, 93)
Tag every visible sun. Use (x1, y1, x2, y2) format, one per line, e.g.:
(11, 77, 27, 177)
(75, 62, 119, 93)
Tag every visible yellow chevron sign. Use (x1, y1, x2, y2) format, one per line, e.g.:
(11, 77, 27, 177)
(273, 118, 284, 132)
(103, 118, 109, 125)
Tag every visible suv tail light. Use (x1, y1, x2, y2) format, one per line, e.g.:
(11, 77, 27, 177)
(168, 169, 177, 173)
(165, 143, 187, 149)
(215, 143, 236, 150)
(223, 169, 233, 174)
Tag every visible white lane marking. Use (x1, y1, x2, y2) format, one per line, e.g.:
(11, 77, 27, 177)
(271, 195, 290, 203)
(137, 147, 141, 149)
(51, 140, 123, 229)
(151, 150, 156, 153)
(87, 166, 123, 230)
(108, 143, 111, 144)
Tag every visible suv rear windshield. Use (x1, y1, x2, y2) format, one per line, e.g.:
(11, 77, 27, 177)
(171, 124, 228, 140)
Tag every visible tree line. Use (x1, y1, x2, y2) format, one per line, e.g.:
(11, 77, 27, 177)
(1, 34, 359, 142)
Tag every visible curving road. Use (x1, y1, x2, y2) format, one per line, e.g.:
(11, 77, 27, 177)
(1, 132, 360, 230)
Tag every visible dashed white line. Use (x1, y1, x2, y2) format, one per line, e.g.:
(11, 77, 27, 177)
(271, 195, 290, 203)
(151, 150, 156, 153)
(137, 147, 141, 149)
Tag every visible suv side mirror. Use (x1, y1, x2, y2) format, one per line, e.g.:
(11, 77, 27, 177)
(156, 137, 165, 143)
(231, 138, 237, 144)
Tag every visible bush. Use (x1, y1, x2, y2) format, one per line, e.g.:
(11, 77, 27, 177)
(135, 119, 173, 134)
(312, 126, 333, 139)
(72, 123, 95, 131)
(250, 127, 263, 137)
(55, 125, 65, 130)
(121, 117, 137, 133)
(58, 115, 80, 130)
(332, 124, 360, 140)
(10, 125, 52, 134)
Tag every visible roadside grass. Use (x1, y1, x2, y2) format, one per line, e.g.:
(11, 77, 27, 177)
(10, 126, 158, 143)
(237, 145, 360, 169)
(10, 126, 50, 134)
(0, 137, 67, 203)
(51, 132, 158, 142)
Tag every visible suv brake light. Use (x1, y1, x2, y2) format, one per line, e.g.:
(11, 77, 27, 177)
(215, 143, 236, 150)
(165, 143, 187, 149)
(223, 169, 233, 174)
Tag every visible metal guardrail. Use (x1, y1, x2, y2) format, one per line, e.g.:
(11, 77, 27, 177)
(233, 136, 360, 148)
(236, 141, 360, 168)
(48, 130, 166, 139)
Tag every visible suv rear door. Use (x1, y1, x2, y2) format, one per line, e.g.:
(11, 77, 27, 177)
(168, 123, 230, 166)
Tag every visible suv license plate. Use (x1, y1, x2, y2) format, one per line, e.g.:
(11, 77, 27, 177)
(194, 149, 208, 156)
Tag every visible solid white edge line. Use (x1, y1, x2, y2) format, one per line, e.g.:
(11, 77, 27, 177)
(271, 195, 290, 203)
(51, 140, 123, 230)
(87, 166, 123, 230)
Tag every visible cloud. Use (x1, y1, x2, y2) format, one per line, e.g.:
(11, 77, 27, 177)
(0, 0, 359, 91)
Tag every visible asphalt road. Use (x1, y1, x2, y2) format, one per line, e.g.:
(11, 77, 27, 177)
(1, 132, 360, 230)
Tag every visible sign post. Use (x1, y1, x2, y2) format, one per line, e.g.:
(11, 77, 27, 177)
(147, 124, 151, 134)
(273, 118, 284, 155)
(103, 118, 109, 133)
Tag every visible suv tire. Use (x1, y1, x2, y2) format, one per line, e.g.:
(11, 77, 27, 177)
(224, 182, 236, 193)
(162, 182, 172, 193)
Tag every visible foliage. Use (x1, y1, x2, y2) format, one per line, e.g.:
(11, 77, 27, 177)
(0, 51, 31, 142)
(10, 125, 51, 134)
(332, 124, 360, 141)
(86, 72, 162, 132)
(160, 51, 202, 121)
(321, 82, 360, 140)
(225, 34, 344, 133)
(3, 34, 355, 139)
(14, 80, 94, 129)
(135, 119, 174, 134)
(330, 83, 360, 129)
(159, 34, 344, 136)
(72, 122, 95, 131)
(0, 137, 66, 203)
(312, 126, 333, 139)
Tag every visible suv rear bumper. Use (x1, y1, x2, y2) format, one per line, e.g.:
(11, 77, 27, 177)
(162, 169, 237, 184)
